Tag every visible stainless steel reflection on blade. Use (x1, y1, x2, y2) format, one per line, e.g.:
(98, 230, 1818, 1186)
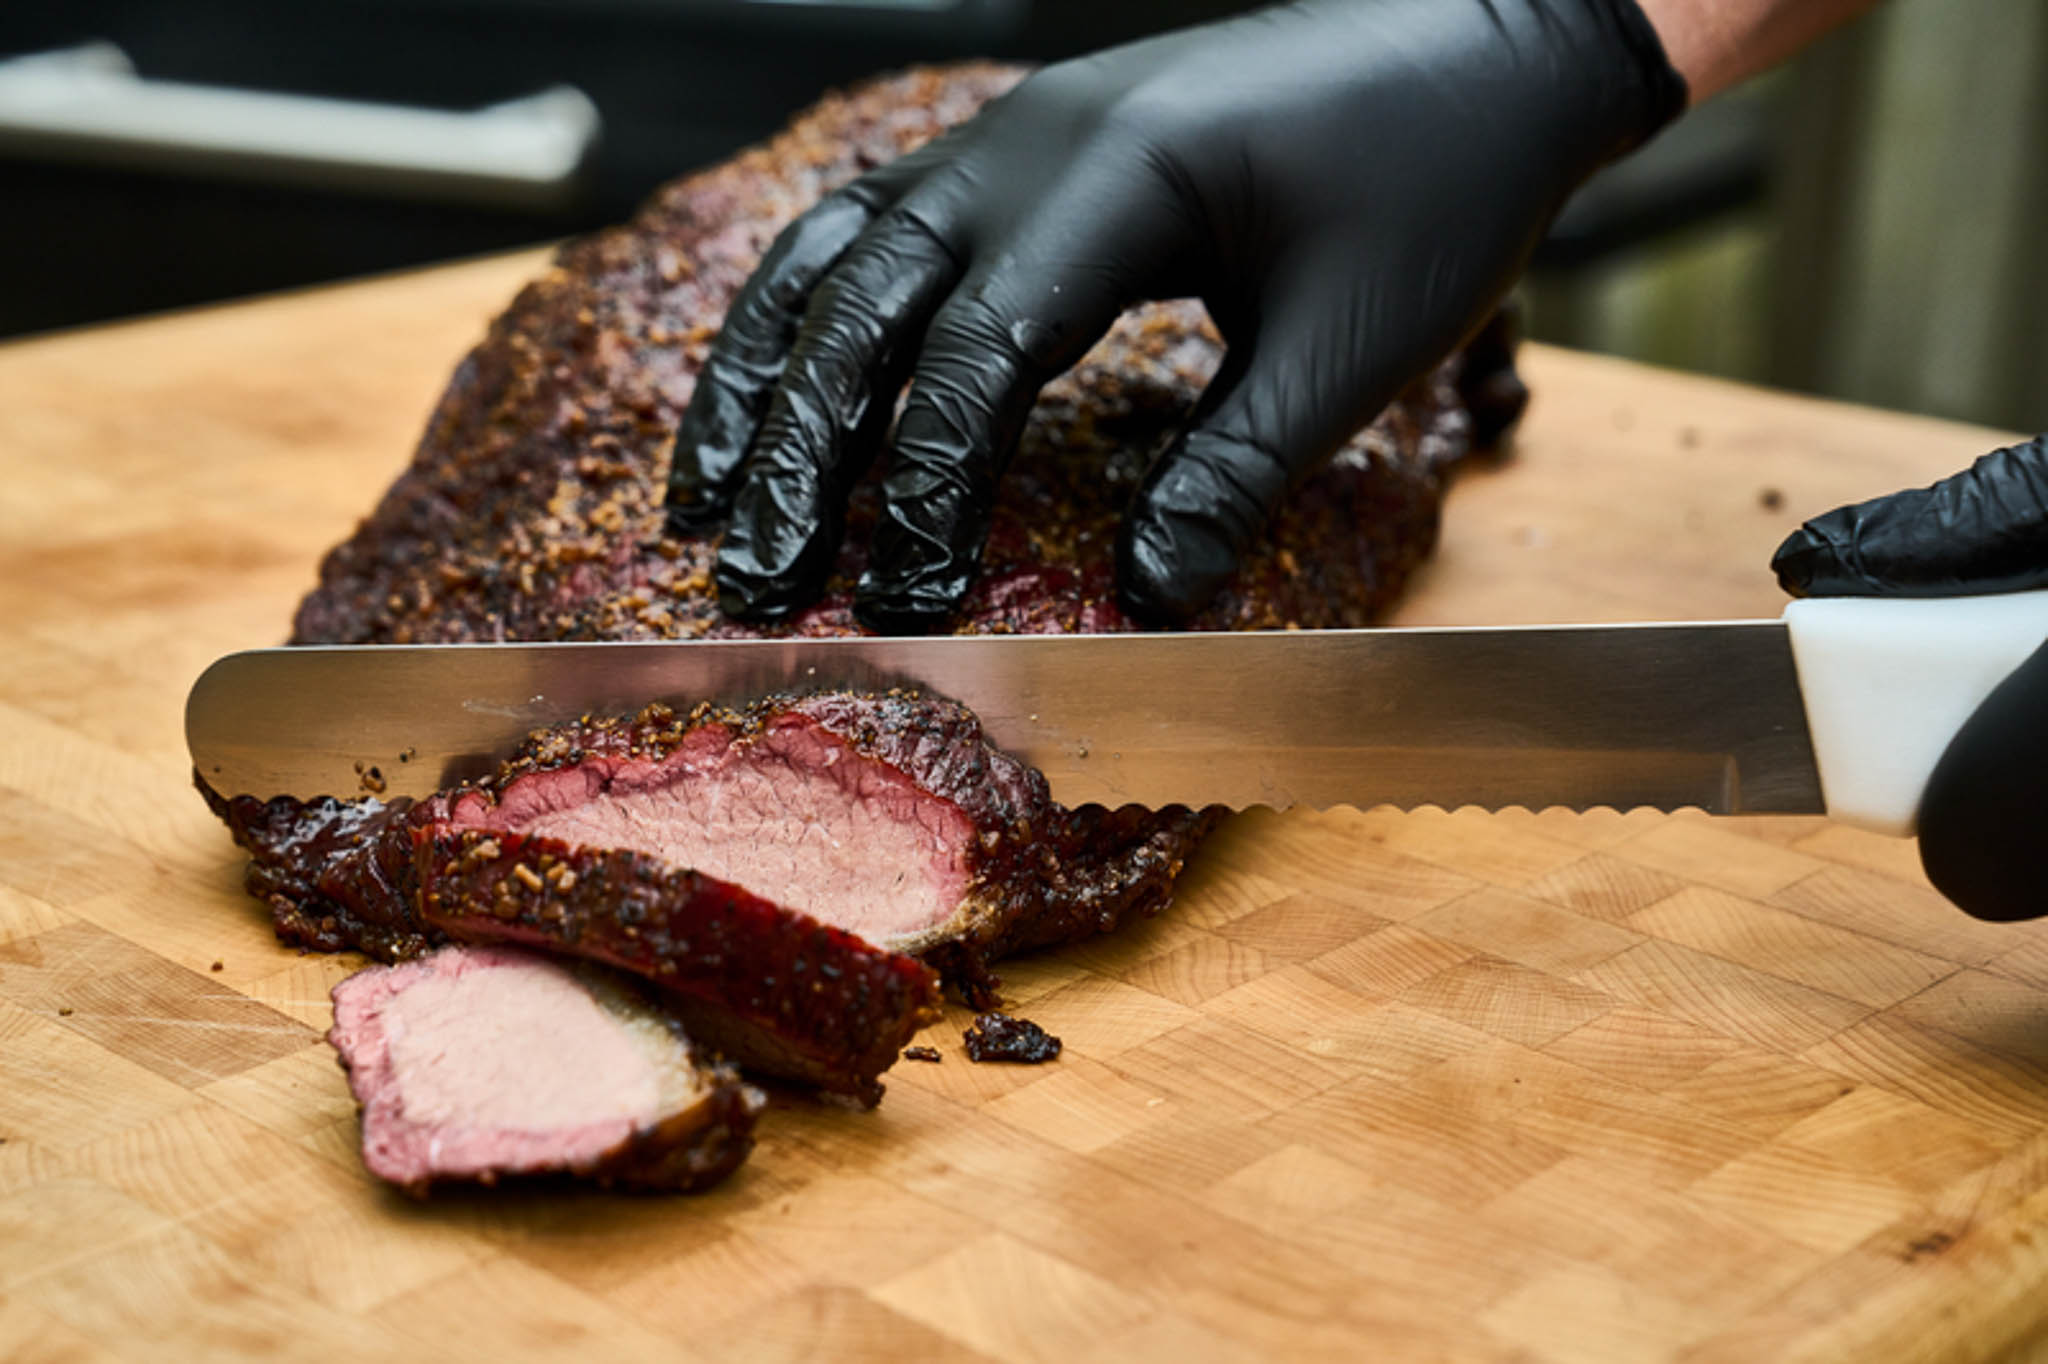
(184, 621, 1824, 815)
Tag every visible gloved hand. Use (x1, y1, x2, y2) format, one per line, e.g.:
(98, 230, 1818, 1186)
(665, 0, 1687, 631)
(1774, 434, 2048, 921)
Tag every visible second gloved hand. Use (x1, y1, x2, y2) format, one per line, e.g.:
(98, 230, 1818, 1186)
(1776, 434, 2048, 921)
(664, 0, 1687, 631)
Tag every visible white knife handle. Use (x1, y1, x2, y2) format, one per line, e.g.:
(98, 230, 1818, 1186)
(1782, 590, 2048, 835)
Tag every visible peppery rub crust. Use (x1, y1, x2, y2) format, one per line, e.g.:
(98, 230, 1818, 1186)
(290, 65, 1033, 649)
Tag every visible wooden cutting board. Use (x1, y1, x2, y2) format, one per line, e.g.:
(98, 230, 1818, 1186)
(4, 251, 2048, 1364)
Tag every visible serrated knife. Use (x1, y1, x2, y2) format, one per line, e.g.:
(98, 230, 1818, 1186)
(185, 591, 2048, 838)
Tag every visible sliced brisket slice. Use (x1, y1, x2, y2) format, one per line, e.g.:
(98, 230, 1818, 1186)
(417, 829, 941, 1100)
(329, 945, 764, 1194)
(433, 695, 1221, 980)
(203, 691, 1206, 1097)
(203, 720, 952, 1105)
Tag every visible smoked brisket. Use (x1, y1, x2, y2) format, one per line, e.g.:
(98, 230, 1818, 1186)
(212, 65, 1522, 1104)
(290, 63, 1520, 649)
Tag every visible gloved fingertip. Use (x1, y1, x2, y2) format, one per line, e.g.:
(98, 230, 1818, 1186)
(1114, 508, 1235, 628)
(851, 592, 953, 636)
(663, 497, 721, 538)
(713, 515, 821, 623)
(665, 441, 749, 530)
(1769, 524, 1828, 598)
(663, 398, 757, 532)
(1770, 513, 1889, 597)
(712, 561, 794, 623)
(852, 561, 970, 635)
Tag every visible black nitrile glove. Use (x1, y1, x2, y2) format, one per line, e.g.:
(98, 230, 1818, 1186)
(1774, 434, 2048, 921)
(665, 0, 1687, 631)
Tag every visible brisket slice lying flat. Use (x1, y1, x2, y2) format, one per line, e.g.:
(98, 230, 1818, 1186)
(329, 944, 764, 1193)
(205, 691, 1210, 1098)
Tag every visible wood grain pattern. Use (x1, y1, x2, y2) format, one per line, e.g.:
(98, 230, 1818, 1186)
(3, 251, 2047, 1362)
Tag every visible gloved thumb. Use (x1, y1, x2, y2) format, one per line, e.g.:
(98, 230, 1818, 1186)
(1773, 435, 2048, 597)
(1772, 432, 2048, 923)
(1918, 636, 2048, 921)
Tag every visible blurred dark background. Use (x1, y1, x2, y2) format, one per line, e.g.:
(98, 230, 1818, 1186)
(2, 0, 2042, 431)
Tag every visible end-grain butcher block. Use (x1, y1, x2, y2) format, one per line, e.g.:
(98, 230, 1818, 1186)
(206, 62, 1524, 1174)
(328, 945, 765, 1194)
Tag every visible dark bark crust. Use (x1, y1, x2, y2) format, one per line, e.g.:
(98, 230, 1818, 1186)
(577, 1071, 765, 1194)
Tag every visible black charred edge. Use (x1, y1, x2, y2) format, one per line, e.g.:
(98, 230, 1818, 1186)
(977, 804, 1227, 959)
(919, 804, 1225, 1009)
(386, 1070, 766, 1200)
(963, 1011, 1062, 1064)
(578, 1065, 766, 1193)
(195, 770, 437, 961)
(920, 940, 1006, 1012)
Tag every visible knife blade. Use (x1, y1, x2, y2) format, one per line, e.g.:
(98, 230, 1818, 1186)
(190, 619, 1811, 814)
(184, 592, 2048, 834)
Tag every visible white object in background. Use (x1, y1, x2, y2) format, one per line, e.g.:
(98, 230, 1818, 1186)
(1783, 590, 2048, 836)
(0, 42, 600, 209)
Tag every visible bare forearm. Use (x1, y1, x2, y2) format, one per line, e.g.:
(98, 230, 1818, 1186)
(1636, 0, 1880, 102)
